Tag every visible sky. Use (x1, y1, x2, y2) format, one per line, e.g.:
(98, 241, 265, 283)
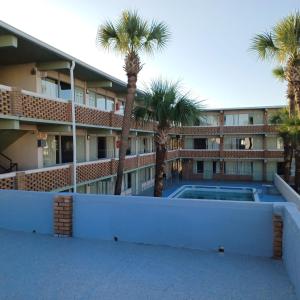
(0, 0, 299, 108)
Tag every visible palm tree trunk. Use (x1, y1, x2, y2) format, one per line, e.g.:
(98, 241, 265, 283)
(283, 140, 293, 182)
(114, 52, 141, 195)
(154, 128, 168, 197)
(287, 81, 296, 116)
(294, 144, 300, 193)
(294, 83, 300, 116)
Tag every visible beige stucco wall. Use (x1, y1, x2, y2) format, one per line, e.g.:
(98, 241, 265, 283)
(0, 63, 38, 91)
(3, 131, 39, 170)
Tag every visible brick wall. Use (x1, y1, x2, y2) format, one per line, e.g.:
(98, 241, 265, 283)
(0, 89, 11, 115)
(24, 167, 71, 191)
(54, 195, 73, 237)
(0, 176, 15, 189)
(21, 93, 71, 122)
(77, 161, 112, 183)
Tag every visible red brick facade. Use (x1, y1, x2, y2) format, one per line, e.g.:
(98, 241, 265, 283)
(54, 195, 73, 237)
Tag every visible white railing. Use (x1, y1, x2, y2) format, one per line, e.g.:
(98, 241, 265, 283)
(274, 174, 300, 209)
(0, 172, 16, 179)
(21, 89, 70, 103)
(0, 84, 12, 91)
(24, 164, 70, 175)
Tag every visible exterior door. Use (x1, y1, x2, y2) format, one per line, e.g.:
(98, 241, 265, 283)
(98, 137, 106, 159)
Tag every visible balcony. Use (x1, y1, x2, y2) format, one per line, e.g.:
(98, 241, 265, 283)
(0, 152, 161, 192)
(181, 126, 220, 136)
(0, 85, 156, 132)
(180, 149, 220, 158)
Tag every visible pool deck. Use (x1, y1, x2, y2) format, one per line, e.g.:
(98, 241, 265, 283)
(0, 228, 296, 300)
(140, 179, 286, 202)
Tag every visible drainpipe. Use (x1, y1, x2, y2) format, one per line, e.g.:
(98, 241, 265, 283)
(70, 60, 77, 193)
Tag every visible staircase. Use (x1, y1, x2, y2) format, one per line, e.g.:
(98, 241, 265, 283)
(0, 153, 18, 174)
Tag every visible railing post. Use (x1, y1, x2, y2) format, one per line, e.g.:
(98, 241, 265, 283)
(10, 87, 23, 116)
(15, 171, 26, 190)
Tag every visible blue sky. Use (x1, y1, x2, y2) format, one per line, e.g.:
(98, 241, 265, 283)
(0, 0, 298, 108)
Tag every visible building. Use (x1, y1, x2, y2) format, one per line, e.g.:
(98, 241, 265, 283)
(0, 21, 285, 194)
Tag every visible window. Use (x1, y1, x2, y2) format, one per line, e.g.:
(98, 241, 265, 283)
(89, 91, 97, 107)
(194, 138, 207, 149)
(226, 137, 253, 150)
(96, 94, 106, 110)
(41, 78, 59, 98)
(126, 173, 132, 189)
(224, 113, 252, 126)
(126, 138, 132, 155)
(196, 161, 204, 173)
(277, 137, 283, 150)
(199, 115, 219, 126)
(213, 161, 220, 174)
(59, 81, 71, 100)
(75, 87, 84, 104)
(225, 161, 253, 175)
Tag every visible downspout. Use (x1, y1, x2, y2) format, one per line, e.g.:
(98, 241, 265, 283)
(70, 60, 77, 193)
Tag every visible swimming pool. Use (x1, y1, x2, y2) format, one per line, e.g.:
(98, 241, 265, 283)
(168, 185, 259, 202)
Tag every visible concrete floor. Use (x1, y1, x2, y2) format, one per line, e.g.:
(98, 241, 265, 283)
(0, 229, 296, 300)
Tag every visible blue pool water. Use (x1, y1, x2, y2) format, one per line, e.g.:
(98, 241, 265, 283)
(168, 185, 258, 202)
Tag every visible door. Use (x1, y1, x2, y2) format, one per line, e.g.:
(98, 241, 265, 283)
(61, 136, 73, 163)
(98, 137, 106, 159)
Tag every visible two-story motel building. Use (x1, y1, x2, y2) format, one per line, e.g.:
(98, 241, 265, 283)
(0, 21, 285, 195)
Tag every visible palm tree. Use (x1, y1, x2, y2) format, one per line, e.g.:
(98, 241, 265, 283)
(97, 10, 170, 195)
(269, 109, 293, 182)
(134, 79, 202, 197)
(282, 116, 300, 193)
(251, 11, 300, 115)
(272, 66, 296, 116)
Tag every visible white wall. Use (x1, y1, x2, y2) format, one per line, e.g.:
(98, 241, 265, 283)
(73, 194, 274, 257)
(274, 174, 300, 209)
(281, 204, 300, 299)
(0, 190, 54, 234)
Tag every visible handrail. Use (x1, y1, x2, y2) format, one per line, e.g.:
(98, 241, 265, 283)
(0, 153, 18, 172)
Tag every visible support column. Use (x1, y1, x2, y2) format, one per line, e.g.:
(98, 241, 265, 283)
(54, 195, 73, 237)
(263, 160, 267, 182)
(15, 171, 26, 190)
(273, 214, 283, 259)
(10, 87, 23, 116)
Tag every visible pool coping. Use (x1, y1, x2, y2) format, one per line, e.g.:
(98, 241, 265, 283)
(168, 185, 260, 202)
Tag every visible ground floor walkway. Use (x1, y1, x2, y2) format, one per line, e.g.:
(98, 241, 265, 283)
(0, 229, 296, 300)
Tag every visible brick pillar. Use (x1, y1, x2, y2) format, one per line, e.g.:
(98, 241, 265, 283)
(273, 214, 283, 259)
(15, 171, 26, 190)
(54, 195, 73, 237)
(10, 87, 23, 116)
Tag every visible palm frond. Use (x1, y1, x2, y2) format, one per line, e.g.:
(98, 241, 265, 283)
(143, 21, 170, 54)
(272, 66, 286, 81)
(97, 10, 170, 56)
(137, 79, 202, 129)
(274, 11, 300, 62)
(250, 32, 278, 60)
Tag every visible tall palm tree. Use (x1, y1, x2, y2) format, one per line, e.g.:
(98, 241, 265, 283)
(272, 66, 296, 116)
(269, 109, 293, 182)
(282, 116, 300, 193)
(251, 11, 300, 115)
(134, 79, 202, 197)
(97, 10, 170, 195)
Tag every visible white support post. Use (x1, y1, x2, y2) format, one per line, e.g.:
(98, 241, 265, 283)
(70, 61, 77, 193)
